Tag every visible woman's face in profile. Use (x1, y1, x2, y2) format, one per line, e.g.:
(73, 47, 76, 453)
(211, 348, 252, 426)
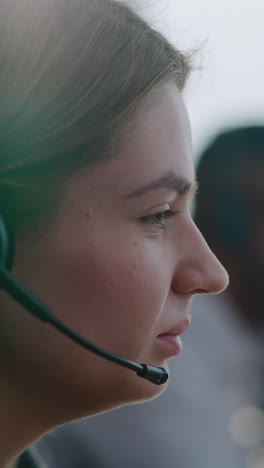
(5, 82, 228, 416)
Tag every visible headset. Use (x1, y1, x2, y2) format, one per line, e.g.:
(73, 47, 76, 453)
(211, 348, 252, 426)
(0, 213, 168, 385)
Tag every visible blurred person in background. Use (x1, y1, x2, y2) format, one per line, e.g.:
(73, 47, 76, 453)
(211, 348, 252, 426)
(36, 126, 264, 468)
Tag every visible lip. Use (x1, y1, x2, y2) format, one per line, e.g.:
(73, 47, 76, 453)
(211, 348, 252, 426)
(156, 319, 190, 357)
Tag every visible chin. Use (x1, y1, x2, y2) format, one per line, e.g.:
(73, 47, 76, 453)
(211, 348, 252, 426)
(116, 366, 169, 406)
(68, 378, 167, 422)
(54, 356, 170, 420)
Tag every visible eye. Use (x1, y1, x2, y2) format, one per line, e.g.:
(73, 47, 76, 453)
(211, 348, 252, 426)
(141, 210, 178, 230)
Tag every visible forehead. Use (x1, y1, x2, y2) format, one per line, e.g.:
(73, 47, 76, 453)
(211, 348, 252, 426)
(124, 83, 192, 161)
(72, 83, 194, 201)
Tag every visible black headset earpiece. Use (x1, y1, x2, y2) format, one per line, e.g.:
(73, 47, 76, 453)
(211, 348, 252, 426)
(0, 213, 15, 272)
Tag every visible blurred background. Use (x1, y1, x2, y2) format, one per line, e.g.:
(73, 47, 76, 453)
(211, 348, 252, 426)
(130, 0, 264, 158)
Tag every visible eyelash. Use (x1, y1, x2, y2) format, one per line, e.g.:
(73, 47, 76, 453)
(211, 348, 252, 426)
(141, 210, 178, 230)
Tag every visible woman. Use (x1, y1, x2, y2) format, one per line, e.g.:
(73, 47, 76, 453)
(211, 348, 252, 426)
(0, 0, 228, 466)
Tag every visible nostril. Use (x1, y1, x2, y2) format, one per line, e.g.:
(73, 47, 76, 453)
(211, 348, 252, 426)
(193, 288, 208, 295)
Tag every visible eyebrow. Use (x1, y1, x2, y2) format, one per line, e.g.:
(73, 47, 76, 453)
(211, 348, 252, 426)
(125, 171, 199, 199)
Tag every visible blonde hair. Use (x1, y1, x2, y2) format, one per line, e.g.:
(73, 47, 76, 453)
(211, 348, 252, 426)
(0, 0, 192, 234)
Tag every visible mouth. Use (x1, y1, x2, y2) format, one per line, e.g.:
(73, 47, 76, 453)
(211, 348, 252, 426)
(155, 319, 190, 357)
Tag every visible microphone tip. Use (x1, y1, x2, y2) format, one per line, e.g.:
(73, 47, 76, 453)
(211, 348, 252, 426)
(137, 364, 169, 385)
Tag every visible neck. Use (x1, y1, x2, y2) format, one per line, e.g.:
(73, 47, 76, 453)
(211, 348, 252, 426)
(0, 369, 59, 467)
(0, 357, 119, 466)
(0, 383, 38, 466)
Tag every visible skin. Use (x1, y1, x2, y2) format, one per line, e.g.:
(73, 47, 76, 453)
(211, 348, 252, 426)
(0, 82, 228, 465)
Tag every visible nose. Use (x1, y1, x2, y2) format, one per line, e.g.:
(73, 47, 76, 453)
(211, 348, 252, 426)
(171, 218, 229, 295)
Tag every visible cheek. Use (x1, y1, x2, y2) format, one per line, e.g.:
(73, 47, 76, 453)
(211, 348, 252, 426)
(47, 239, 171, 357)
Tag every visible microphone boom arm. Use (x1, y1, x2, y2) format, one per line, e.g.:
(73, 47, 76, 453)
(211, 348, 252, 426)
(0, 265, 168, 385)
